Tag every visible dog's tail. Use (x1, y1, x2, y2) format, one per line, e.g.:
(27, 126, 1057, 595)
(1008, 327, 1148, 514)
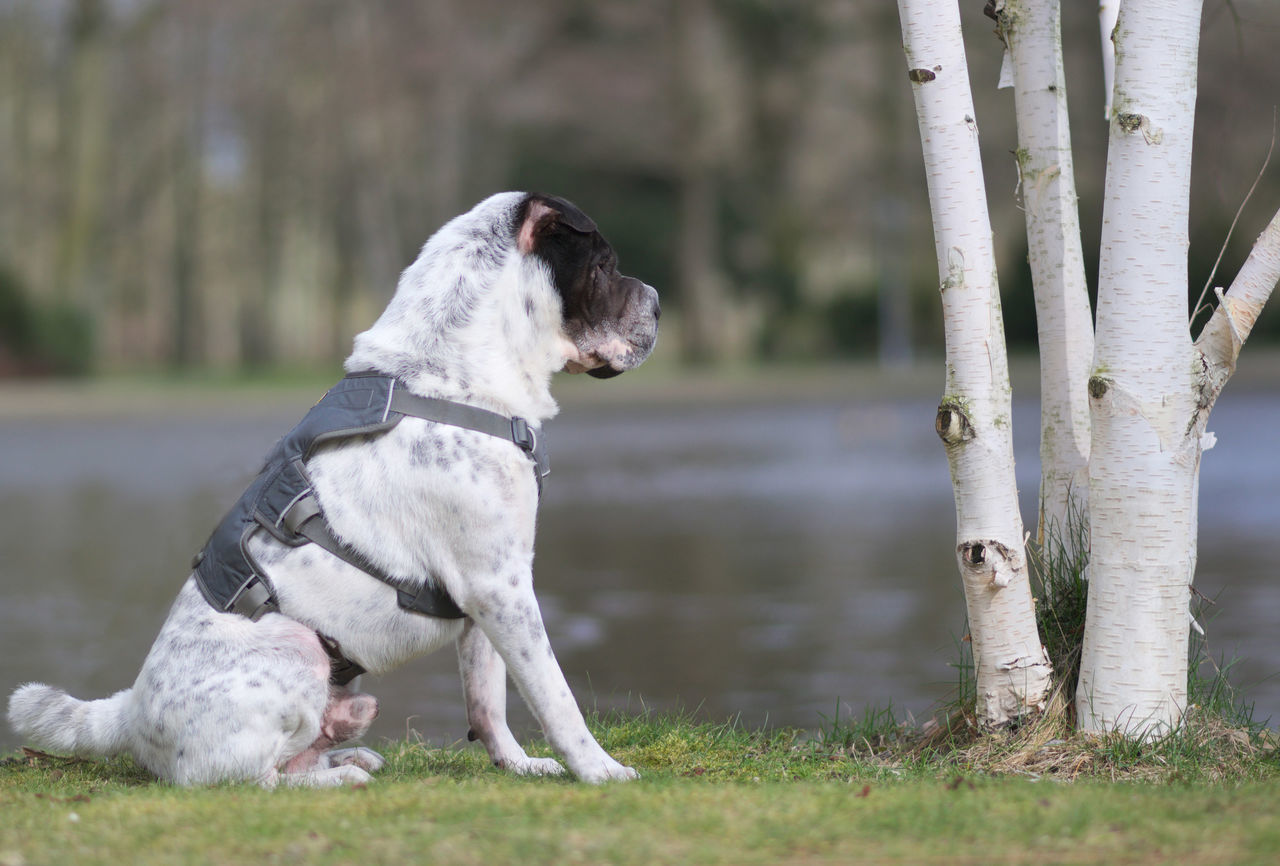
(8, 683, 133, 758)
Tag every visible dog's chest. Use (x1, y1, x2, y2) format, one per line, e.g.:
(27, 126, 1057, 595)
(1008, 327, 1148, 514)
(262, 422, 540, 672)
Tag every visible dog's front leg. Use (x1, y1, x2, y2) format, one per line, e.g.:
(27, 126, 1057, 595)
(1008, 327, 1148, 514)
(464, 582, 638, 784)
(456, 620, 565, 777)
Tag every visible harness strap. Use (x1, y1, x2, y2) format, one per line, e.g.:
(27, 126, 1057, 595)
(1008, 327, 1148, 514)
(388, 384, 550, 492)
(318, 633, 367, 686)
(280, 481, 466, 620)
(227, 572, 279, 621)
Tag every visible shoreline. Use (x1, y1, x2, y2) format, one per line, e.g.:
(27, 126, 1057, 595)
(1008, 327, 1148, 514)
(2, 348, 1277, 420)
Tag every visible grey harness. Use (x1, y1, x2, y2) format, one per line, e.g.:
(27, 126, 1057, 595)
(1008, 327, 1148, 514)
(191, 373, 549, 681)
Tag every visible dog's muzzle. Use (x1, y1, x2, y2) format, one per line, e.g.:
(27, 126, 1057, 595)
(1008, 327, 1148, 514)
(584, 282, 660, 378)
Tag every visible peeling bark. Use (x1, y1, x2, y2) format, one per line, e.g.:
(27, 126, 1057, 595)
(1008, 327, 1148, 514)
(957, 537, 1047, 721)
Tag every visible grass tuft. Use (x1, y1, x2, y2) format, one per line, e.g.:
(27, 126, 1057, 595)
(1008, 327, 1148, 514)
(1029, 504, 1091, 712)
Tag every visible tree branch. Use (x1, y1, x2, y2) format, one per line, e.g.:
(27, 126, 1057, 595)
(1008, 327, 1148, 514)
(1194, 204, 1280, 407)
(1190, 110, 1275, 328)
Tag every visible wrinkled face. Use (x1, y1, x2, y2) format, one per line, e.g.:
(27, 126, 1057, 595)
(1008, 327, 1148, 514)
(517, 193, 660, 378)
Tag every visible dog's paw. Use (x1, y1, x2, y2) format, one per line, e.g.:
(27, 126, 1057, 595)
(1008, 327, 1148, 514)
(501, 756, 566, 777)
(279, 764, 375, 788)
(575, 757, 639, 784)
(326, 747, 385, 773)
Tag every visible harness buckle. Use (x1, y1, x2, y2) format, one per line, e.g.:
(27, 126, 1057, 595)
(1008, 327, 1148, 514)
(280, 488, 323, 537)
(228, 576, 279, 621)
(510, 416, 536, 456)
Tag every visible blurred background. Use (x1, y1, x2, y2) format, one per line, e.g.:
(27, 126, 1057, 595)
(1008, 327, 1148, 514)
(2, 0, 1279, 373)
(1, 0, 1279, 749)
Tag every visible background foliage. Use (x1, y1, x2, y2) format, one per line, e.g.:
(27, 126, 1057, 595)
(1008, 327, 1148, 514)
(0, 0, 1277, 375)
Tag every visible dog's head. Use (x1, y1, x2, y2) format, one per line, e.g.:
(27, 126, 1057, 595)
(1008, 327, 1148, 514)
(347, 193, 659, 412)
(516, 193, 660, 379)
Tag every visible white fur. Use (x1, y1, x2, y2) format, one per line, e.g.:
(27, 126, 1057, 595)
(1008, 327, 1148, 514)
(8, 193, 657, 786)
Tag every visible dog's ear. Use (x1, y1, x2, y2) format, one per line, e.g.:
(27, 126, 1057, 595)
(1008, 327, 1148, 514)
(517, 194, 597, 254)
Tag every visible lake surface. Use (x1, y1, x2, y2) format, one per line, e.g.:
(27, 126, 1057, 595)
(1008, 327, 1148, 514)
(1, 371, 1277, 752)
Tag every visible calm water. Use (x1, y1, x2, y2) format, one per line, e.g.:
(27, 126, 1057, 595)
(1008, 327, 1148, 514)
(1, 378, 1278, 751)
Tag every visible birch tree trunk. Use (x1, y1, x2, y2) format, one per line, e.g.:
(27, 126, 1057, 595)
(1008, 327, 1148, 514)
(1080, 201, 1280, 736)
(898, 0, 1051, 725)
(1099, 1, 1121, 120)
(995, 0, 1094, 549)
(1076, 0, 1203, 736)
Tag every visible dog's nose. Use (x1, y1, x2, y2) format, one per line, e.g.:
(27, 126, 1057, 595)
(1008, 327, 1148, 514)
(642, 285, 660, 321)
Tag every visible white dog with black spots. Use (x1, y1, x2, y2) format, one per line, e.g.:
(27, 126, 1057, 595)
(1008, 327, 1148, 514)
(9, 192, 660, 787)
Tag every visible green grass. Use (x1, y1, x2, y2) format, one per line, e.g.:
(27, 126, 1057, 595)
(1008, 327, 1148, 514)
(3, 712, 1279, 865)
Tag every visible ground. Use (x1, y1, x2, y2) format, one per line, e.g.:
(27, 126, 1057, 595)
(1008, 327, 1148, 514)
(3, 714, 1279, 865)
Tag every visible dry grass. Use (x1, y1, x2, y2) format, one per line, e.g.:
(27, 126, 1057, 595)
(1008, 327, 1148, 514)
(827, 697, 1279, 784)
(824, 648, 1279, 785)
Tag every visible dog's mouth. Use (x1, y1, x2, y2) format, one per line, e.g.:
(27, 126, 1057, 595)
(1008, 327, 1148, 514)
(560, 280, 659, 378)
(562, 328, 657, 378)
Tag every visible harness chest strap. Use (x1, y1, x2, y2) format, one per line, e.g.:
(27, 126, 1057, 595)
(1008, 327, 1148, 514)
(193, 374, 549, 630)
(388, 385, 551, 489)
(278, 482, 467, 619)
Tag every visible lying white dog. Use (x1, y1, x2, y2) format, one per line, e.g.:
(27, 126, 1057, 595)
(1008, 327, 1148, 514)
(9, 192, 660, 786)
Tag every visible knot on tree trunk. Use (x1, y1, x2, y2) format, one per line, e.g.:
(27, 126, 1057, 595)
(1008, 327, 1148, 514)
(935, 400, 975, 445)
(959, 539, 1017, 589)
(1114, 112, 1163, 144)
(1087, 375, 1111, 400)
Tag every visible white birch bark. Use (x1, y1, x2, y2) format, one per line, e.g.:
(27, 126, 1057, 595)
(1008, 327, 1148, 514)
(1076, 0, 1203, 736)
(1099, 1, 1121, 120)
(898, 0, 1051, 725)
(997, 0, 1094, 548)
(1193, 207, 1280, 411)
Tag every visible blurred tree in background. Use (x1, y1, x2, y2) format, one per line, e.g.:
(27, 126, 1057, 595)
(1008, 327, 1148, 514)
(0, 0, 1276, 375)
